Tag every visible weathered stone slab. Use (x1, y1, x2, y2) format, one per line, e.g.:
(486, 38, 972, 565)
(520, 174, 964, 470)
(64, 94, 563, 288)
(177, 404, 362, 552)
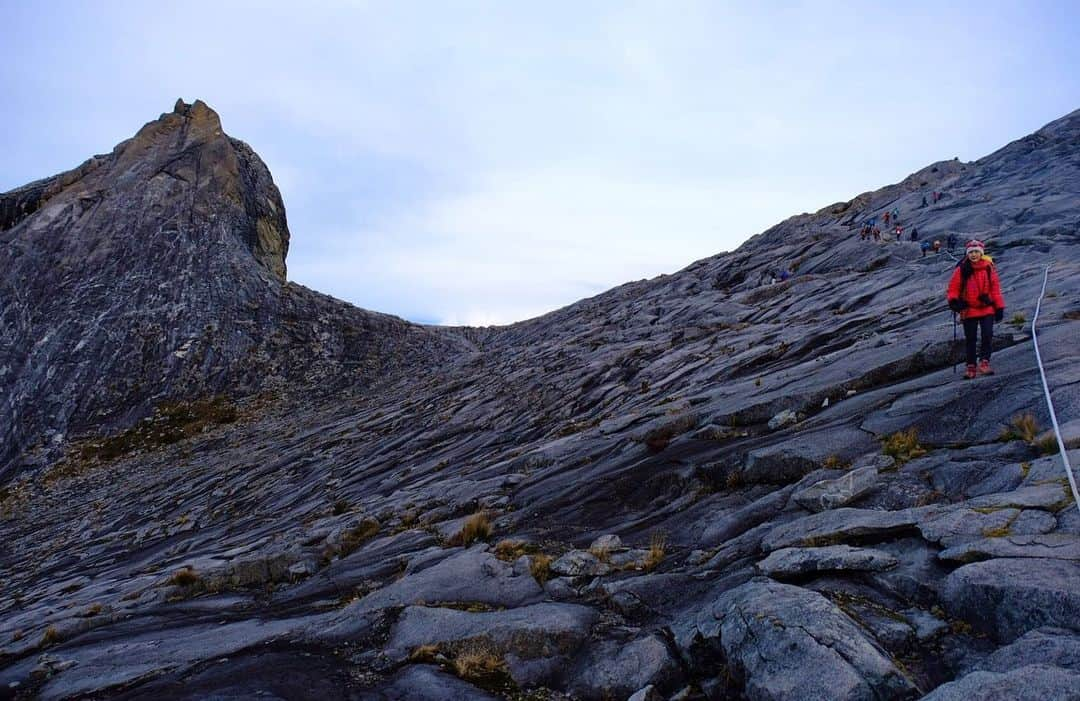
(979, 627, 1080, 673)
(758, 545, 897, 579)
(917, 507, 1019, 547)
(761, 508, 921, 551)
(942, 558, 1080, 642)
(383, 602, 597, 667)
(551, 550, 611, 577)
(964, 483, 1073, 511)
(715, 580, 917, 701)
(939, 534, 1080, 563)
(921, 664, 1080, 700)
(792, 466, 880, 512)
(568, 635, 681, 700)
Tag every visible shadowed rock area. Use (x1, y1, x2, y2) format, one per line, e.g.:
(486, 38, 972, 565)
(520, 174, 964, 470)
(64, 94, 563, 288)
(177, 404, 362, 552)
(1, 102, 1079, 700)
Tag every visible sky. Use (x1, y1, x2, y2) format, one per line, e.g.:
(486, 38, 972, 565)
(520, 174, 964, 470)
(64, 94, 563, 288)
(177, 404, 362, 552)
(3, 2, 1079, 326)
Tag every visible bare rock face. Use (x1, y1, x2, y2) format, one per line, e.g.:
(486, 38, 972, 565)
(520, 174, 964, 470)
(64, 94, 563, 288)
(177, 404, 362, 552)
(2, 103, 1080, 699)
(0, 99, 459, 477)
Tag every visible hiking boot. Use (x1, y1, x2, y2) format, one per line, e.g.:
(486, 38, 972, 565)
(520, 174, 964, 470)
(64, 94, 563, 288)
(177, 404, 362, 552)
(964, 364, 977, 380)
(979, 359, 994, 375)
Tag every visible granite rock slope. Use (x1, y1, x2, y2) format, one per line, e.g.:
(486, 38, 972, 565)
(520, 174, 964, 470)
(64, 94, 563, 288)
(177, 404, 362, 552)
(0, 100, 463, 479)
(1, 104, 1079, 700)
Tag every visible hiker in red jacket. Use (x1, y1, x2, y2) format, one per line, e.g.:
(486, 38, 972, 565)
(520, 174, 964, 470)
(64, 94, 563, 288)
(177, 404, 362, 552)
(947, 240, 1006, 379)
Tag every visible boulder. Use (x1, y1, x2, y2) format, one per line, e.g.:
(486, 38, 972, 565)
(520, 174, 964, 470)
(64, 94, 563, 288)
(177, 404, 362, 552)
(761, 508, 921, 551)
(715, 580, 917, 701)
(917, 507, 1020, 547)
(743, 447, 818, 484)
(938, 534, 1080, 563)
(551, 550, 611, 577)
(942, 558, 1080, 642)
(757, 545, 898, 579)
(921, 664, 1080, 700)
(382, 603, 597, 673)
(964, 483, 1073, 511)
(589, 534, 624, 552)
(792, 466, 880, 512)
(767, 409, 798, 430)
(569, 635, 681, 700)
(978, 627, 1080, 672)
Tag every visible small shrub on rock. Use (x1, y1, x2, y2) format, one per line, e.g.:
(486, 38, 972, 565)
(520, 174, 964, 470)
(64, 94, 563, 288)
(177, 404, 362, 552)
(339, 518, 380, 557)
(1000, 413, 1040, 443)
(409, 644, 441, 663)
(1038, 435, 1059, 455)
(168, 567, 200, 587)
(589, 542, 612, 563)
(530, 554, 553, 583)
(643, 532, 667, 572)
(450, 512, 492, 547)
(452, 642, 513, 692)
(882, 429, 927, 464)
(41, 626, 60, 646)
(493, 539, 534, 561)
(823, 455, 851, 470)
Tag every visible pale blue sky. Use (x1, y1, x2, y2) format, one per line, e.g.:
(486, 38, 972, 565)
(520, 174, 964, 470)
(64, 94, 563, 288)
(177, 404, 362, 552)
(3, 1, 1078, 325)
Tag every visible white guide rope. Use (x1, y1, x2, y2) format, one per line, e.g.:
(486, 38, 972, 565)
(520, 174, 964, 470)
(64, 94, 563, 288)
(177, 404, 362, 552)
(1031, 264, 1080, 514)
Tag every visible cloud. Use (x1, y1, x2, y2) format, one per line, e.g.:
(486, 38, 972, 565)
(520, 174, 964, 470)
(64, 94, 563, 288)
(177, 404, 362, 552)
(287, 165, 841, 324)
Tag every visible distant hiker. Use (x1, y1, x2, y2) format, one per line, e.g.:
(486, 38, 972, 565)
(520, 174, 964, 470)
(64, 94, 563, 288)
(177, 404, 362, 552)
(873, 226, 881, 241)
(947, 240, 1006, 380)
(933, 240, 942, 253)
(920, 240, 931, 257)
(891, 208, 900, 223)
(779, 268, 791, 282)
(921, 195, 928, 208)
(883, 211, 891, 227)
(946, 233, 958, 251)
(895, 225, 904, 241)
(910, 227, 919, 242)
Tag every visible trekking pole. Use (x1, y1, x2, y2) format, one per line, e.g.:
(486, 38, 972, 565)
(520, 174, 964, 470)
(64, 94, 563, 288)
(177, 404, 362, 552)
(952, 311, 958, 374)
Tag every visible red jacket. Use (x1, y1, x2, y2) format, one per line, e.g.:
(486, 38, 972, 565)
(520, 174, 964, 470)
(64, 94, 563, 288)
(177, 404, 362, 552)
(947, 257, 1005, 319)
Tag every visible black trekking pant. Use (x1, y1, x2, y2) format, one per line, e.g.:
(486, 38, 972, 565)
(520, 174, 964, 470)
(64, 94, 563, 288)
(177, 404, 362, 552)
(962, 314, 994, 365)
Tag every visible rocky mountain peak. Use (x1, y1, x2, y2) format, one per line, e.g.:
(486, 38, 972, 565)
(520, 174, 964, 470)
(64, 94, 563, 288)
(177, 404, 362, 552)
(0, 100, 459, 478)
(1, 105, 1079, 700)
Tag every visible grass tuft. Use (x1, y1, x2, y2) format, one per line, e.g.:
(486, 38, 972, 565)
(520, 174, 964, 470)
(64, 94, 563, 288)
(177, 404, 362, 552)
(493, 539, 534, 561)
(1000, 413, 1040, 443)
(339, 518, 380, 557)
(643, 531, 667, 572)
(882, 429, 927, 464)
(168, 567, 200, 587)
(450, 512, 493, 547)
(823, 454, 852, 470)
(529, 554, 553, 584)
(1037, 435, 1059, 456)
(452, 642, 512, 691)
(589, 543, 612, 563)
(409, 644, 441, 663)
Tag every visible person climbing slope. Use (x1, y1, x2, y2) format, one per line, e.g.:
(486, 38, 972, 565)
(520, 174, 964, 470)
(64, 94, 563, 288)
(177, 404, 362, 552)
(947, 240, 1006, 379)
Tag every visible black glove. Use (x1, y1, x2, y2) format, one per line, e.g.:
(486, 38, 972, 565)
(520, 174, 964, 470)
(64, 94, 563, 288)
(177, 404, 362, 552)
(948, 299, 967, 313)
(995, 308, 1004, 322)
(979, 293, 993, 306)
